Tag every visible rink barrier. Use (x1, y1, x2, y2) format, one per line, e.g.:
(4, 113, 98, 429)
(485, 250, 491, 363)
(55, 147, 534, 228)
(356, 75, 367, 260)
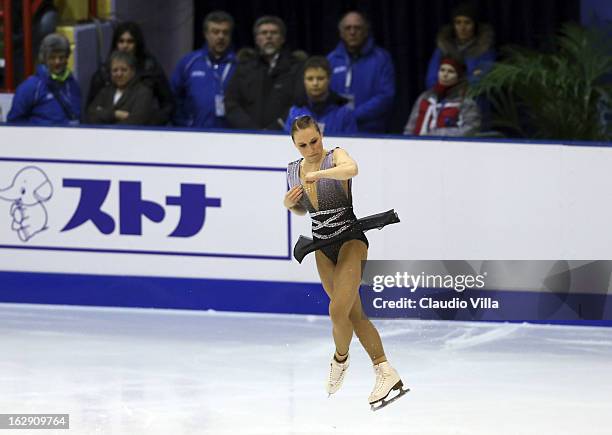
(0, 271, 329, 315)
(1, 271, 610, 325)
(1, 125, 612, 325)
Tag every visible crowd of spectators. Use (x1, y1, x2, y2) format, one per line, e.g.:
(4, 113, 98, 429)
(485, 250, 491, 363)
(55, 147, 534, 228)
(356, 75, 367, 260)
(5, 3, 495, 138)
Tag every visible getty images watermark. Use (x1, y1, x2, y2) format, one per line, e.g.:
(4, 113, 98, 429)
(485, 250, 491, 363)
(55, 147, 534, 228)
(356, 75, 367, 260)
(370, 270, 497, 310)
(360, 260, 612, 322)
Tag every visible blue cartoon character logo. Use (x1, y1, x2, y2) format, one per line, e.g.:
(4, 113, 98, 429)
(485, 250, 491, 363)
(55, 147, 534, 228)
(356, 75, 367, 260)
(0, 166, 53, 242)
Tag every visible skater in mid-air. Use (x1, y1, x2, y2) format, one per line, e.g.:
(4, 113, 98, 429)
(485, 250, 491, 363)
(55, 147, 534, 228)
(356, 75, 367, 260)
(283, 115, 408, 410)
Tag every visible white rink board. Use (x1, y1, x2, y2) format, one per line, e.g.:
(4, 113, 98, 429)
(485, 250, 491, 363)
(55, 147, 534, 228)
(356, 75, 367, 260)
(1, 126, 612, 283)
(0, 160, 287, 256)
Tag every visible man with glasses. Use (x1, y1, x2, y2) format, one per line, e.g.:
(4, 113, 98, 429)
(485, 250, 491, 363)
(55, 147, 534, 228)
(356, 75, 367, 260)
(327, 11, 395, 133)
(225, 15, 305, 130)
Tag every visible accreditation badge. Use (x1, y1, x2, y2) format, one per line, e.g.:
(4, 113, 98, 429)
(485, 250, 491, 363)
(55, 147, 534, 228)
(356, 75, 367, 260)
(215, 94, 225, 117)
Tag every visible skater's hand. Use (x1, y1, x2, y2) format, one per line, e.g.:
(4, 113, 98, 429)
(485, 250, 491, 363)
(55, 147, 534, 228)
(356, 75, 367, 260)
(284, 185, 304, 209)
(304, 171, 320, 183)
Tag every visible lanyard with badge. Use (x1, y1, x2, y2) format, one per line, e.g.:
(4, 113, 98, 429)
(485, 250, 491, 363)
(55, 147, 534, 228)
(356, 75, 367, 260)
(207, 57, 232, 117)
(341, 54, 355, 110)
(48, 75, 79, 125)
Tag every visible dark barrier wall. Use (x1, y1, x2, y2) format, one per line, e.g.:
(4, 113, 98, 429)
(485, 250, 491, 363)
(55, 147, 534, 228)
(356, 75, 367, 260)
(193, 0, 580, 133)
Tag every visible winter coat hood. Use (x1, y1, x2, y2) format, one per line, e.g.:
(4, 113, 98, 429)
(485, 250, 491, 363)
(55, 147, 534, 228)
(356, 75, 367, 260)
(436, 23, 495, 59)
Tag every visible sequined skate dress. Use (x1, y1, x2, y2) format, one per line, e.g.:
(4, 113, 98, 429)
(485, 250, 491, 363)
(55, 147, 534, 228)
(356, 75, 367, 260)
(287, 148, 369, 264)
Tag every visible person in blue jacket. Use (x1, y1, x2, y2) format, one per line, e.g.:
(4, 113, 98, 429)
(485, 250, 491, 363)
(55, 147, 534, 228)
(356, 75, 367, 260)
(425, 2, 495, 89)
(284, 56, 357, 135)
(327, 11, 395, 133)
(171, 11, 236, 128)
(7, 33, 81, 125)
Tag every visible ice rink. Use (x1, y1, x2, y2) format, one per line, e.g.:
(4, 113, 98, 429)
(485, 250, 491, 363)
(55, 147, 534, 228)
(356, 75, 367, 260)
(1, 303, 611, 435)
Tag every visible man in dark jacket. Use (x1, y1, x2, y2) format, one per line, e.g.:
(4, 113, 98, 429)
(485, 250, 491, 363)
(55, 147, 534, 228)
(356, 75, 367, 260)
(327, 11, 395, 133)
(225, 15, 304, 130)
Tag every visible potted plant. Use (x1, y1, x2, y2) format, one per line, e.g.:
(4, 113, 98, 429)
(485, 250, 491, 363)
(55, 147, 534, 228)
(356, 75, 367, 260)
(470, 23, 612, 141)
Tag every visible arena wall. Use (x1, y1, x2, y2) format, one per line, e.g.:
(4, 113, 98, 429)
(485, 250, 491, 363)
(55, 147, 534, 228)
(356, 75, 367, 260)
(1, 125, 610, 323)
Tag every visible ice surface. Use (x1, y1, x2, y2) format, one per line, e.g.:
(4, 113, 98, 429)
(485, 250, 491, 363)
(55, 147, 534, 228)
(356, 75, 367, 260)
(1, 303, 611, 435)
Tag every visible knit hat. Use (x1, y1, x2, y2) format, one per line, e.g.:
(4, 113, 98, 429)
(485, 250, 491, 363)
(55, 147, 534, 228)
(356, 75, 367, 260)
(451, 2, 479, 22)
(440, 57, 466, 77)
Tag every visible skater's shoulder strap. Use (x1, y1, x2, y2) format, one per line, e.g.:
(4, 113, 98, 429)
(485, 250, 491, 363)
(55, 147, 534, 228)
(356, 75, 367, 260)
(287, 159, 302, 189)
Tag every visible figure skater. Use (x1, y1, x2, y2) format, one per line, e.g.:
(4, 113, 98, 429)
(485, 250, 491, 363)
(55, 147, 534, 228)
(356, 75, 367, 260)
(283, 115, 408, 410)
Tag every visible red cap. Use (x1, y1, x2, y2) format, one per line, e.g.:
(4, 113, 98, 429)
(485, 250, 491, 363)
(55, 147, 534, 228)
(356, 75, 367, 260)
(440, 57, 466, 76)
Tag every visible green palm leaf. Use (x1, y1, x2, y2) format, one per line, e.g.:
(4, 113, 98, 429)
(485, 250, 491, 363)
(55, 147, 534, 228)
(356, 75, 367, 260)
(470, 23, 612, 140)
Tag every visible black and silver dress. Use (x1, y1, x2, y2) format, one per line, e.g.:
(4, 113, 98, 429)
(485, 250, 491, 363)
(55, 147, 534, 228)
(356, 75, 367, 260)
(287, 148, 369, 264)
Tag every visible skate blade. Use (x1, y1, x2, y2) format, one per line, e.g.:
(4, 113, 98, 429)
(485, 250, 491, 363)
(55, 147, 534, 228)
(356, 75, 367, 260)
(370, 380, 409, 412)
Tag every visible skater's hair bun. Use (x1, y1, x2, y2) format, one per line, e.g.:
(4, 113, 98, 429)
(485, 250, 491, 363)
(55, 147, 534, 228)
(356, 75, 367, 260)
(290, 115, 321, 141)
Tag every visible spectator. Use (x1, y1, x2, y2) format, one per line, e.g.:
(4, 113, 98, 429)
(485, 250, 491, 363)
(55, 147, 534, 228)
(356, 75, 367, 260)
(171, 10, 236, 128)
(86, 51, 155, 125)
(404, 57, 481, 137)
(225, 15, 305, 130)
(327, 11, 395, 133)
(87, 22, 174, 125)
(7, 33, 81, 125)
(284, 56, 357, 135)
(425, 2, 495, 88)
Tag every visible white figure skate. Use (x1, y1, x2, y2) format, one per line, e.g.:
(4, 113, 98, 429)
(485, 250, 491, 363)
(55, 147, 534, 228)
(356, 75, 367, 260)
(368, 361, 409, 411)
(326, 353, 350, 396)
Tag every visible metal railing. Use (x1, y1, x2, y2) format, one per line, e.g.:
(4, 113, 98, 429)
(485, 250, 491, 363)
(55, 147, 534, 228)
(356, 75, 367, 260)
(1, 0, 98, 92)
(0, 0, 14, 91)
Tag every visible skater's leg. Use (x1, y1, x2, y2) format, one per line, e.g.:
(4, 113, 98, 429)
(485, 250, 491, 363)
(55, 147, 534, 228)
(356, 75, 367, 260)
(349, 295, 387, 365)
(315, 250, 335, 299)
(329, 239, 367, 356)
(315, 250, 346, 361)
(316, 249, 352, 395)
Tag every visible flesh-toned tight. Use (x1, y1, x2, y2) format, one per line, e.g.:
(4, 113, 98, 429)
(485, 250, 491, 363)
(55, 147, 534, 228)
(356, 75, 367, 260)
(315, 239, 387, 365)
